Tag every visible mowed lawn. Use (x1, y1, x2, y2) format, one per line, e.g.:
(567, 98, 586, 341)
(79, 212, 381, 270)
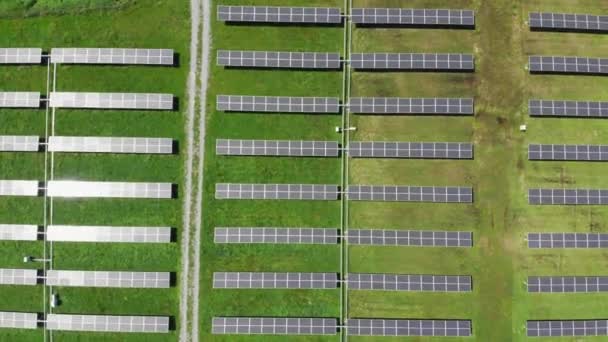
(0, 2, 189, 341)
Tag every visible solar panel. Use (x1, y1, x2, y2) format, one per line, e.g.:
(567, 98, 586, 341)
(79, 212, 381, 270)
(50, 48, 174, 65)
(0, 180, 39, 197)
(0, 48, 42, 64)
(49, 92, 174, 110)
(529, 188, 608, 205)
(47, 225, 171, 243)
(529, 12, 608, 32)
(0, 92, 41, 108)
(348, 273, 471, 292)
(348, 229, 472, 247)
(0, 312, 38, 329)
(216, 95, 340, 113)
(216, 183, 339, 200)
(528, 320, 608, 337)
(529, 99, 608, 118)
(213, 272, 338, 289)
(528, 232, 608, 249)
(347, 319, 472, 337)
(348, 142, 473, 159)
(212, 317, 338, 335)
(350, 53, 474, 71)
(48, 136, 173, 154)
(47, 181, 173, 199)
(217, 50, 341, 69)
(217, 6, 342, 24)
(349, 97, 474, 115)
(0, 269, 38, 286)
(215, 227, 339, 244)
(528, 276, 608, 293)
(352, 8, 474, 27)
(0, 224, 38, 241)
(46, 271, 170, 288)
(46, 314, 169, 333)
(529, 56, 608, 74)
(529, 144, 608, 161)
(216, 139, 339, 157)
(0, 136, 39, 152)
(347, 185, 473, 203)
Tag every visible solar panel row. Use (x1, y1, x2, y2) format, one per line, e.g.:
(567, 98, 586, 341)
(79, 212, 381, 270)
(0, 224, 39, 241)
(216, 95, 340, 113)
(347, 185, 473, 203)
(529, 188, 608, 205)
(215, 183, 339, 200)
(528, 320, 608, 337)
(46, 271, 170, 288)
(216, 139, 339, 157)
(46, 225, 171, 243)
(0, 269, 38, 286)
(529, 99, 608, 118)
(349, 97, 474, 115)
(0, 312, 38, 329)
(0, 136, 39, 152)
(213, 272, 338, 289)
(48, 136, 173, 154)
(348, 273, 472, 292)
(528, 276, 608, 293)
(214, 227, 339, 244)
(529, 144, 608, 161)
(528, 232, 608, 249)
(529, 56, 608, 74)
(0, 180, 39, 197)
(0, 48, 42, 64)
(212, 317, 338, 335)
(351, 53, 474, 70)
(348, 141, 473, 159)
(47, 181, 172, 199)
(49, 92, 173, 110)
(347, 229, 473, 247)
(217, 6, 342, 24)
(352, 8, 474, 27)
(347, 319, 472, 337)
(50, 48, 174, 65)
(0, 92, 41, 108)
(217, 50, 341, 69)
(529, 12, 608, 32)
(46, 314, 169, 333)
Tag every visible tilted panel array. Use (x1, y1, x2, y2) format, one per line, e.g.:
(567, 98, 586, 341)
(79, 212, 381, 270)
(217, 50, 341, 69)
(0, 92, 40, 108)
(529, 188, 608, 205)
(528, 320, 608, 337)
(347, 319, 472, 337)
(529, 99, 608, 118)
(529, 12, 608, 32)
(216, 183, 339, 200)
(216, 139, 339, 157)
(213, 272, 338, 289)
(529, 56, 608, 74)
(528, 233, 608, 249)
(529, 144, 608, 161)
(217, 95, 340, 113)
(528, 276, 608, 293)
(212, 317, 338, 335)
(46, 271, 170, 288)
(0, 312, 38, 329)
(350, 53, 474, 71)
(50, 48, 174, 65)
(48, 136, 173, 154)
(347, 229, 472, 247)
(349, 141, 473, 159)
(217, 6, 342, 24)
(0, 48, 42, 64)
(0, 180, 39, 197)
(348, 273, 472, 292)
(0, 136, 39, 152)
(47, 181, 172, 199)
(347, 185, 473, 203)
(352, 8, 474, 27)
(349, 97, 474, 115)
(0, 269, 38, 285)
(46, 314, 169, 333)
(214, 227, 339, 244)
(47, 225, 171, 243)
(49, 92, 173, 110)
(0, 224, 38, 241)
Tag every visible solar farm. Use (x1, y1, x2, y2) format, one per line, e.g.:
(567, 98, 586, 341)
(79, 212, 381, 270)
(202, 0, 608, 341)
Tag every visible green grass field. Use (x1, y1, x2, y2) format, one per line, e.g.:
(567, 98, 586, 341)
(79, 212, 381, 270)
(0, 1, 189, 341)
